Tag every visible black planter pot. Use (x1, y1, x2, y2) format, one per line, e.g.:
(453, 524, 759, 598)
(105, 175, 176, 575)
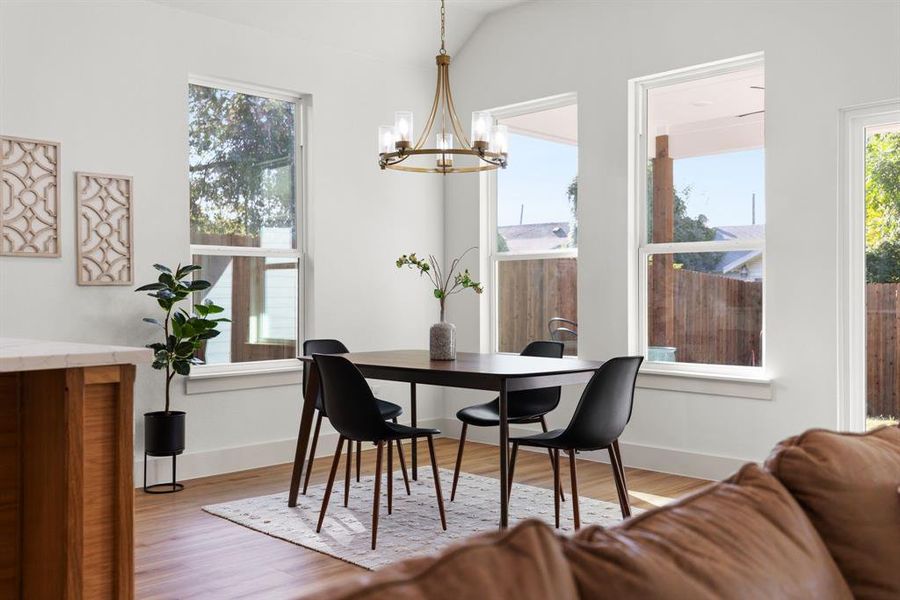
(143, 411, 186, 493)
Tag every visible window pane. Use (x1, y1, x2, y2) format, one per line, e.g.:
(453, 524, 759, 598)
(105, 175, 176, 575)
(192, 254, 298, 364)
(497, 105, 578, 253)
(498, 257, 577, 356)
(865, 124, 900, 428)
(189, 84, 297, 249)
(646, 65, 765, 243)
(646, 253, 762, 366)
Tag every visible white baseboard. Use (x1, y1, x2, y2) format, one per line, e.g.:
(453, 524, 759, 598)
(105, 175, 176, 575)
(436, 418, 750, 481)
(137, 416, 747, 486)
(136, 417, 445, 487)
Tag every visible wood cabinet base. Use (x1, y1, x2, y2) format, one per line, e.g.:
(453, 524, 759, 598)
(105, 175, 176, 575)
(0, 364, 135, 599)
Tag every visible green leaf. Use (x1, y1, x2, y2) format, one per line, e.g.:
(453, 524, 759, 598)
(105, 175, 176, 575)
(193, 304, 210, 317)
(197, 330, 220, 340)
(146, 342, 166, 351)
(174, 341, 194, 356)
(188, 280, 211, 291)
(135, 282, 167, 292)
(204, 301, 225, 314)
(172, 361, 191, 376)
(433, 289, 444, 299)
(153, 264, 172, 274)
(142, 317, 163, 327)
(175, 264, 202, 278)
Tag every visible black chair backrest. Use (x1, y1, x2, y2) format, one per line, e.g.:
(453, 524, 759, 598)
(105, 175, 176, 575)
(313, 354, 392, 442)
(511, 341, 565, 413)
(303, 339, 350, 415)
(303, 338, 349, 356)
(562, 356, 643, 450)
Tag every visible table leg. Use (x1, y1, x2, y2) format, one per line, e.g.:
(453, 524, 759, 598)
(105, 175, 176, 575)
(410, 382, 417, 481)
(499, 378, 509, 529)
(288, 363, 319, 507)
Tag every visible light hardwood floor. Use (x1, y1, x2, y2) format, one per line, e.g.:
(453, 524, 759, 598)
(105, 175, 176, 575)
(135, 438, 709, 599)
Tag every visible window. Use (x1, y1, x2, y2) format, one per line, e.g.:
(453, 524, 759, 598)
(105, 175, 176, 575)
(489, 97, 578, 355)
(631, 55, 765, 372)
(188, 80, 303, 368)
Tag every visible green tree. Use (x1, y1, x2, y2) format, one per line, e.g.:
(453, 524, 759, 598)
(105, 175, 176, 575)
(865, 132, 900, 283)
(189, 85, 296, 243)
(567, 176, 577, 247)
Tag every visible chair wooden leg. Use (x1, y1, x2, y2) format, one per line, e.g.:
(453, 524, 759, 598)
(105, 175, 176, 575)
(372, 441, 384, 550)
(302, 411, 323, 495)
(609, 440, 631, 518)
(388, 440, 394, 515)
(427, 435, 447, 530)
(451, 423, 467, 501)
(393, 418, 411, 494)
(553, 449, 560, 529)
(356, 441, 361, 482)
(507, 442, 518, 498)
(540, 416, 564, 502)
(569, 449, 580, 530)
(316, 436, 345, 533)
(343, 437, 352, 507)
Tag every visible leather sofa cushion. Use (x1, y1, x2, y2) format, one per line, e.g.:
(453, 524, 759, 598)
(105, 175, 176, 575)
(765, 426, 900, 599)
(299, 519, 579, 600)
(563, 464, 852, 600)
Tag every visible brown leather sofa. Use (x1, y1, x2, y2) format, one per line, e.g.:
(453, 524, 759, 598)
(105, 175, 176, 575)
(302, 427, 900, 599)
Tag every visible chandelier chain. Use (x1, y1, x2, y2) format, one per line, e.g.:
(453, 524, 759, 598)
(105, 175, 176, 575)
(439, 0, 446, 54)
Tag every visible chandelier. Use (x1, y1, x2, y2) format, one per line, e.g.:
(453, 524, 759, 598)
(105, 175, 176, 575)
(378, 0, 509, 174)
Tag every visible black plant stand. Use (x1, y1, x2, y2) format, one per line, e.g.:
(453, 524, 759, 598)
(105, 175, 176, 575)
(143, 410, 186, 494)
(144, 450, 184, 494)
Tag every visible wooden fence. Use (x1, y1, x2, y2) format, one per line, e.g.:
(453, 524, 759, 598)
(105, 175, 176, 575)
(498, 257, 577, 354)
(649, 268, 763, 367)
(867, 283, 900, 419)
(499, 259, 900, 419)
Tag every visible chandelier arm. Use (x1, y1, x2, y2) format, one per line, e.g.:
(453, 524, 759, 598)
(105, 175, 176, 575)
(415, 63, 443, 150)
(442, 65, 472, 149)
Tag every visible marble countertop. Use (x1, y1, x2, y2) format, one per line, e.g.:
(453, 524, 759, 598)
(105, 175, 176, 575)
(0, 337, 153, 372)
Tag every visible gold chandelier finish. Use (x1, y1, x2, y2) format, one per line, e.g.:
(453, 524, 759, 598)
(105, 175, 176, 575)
(378, 1, 508, 174)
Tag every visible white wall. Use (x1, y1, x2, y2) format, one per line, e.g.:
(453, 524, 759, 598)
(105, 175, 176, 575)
(0, 0, 445, 482)
(444, 0, 900, 478)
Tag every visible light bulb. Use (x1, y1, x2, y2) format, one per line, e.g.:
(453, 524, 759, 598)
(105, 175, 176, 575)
(490, 124, 509, 154)
(394, 111, 413, 144)
(377, 126, 395, 154)
(436, 133, 453, 167)
(471, 111, 493, 145)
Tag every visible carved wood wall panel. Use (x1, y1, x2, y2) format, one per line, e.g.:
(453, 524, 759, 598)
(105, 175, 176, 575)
(1, 136, 61, 256)
(76, 172, 133, 285)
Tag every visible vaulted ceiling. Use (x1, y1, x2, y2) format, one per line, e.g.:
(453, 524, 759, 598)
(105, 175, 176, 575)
(154, 0, 524, 69)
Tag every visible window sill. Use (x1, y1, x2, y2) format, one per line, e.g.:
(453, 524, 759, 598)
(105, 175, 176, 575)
(185, 361, 303, 395)
(636, 367, 772, 400)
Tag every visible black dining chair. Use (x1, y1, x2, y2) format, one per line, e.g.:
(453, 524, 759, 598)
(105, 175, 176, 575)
(450, 340, 566, 502)
(508, 356, 643, 530)
(302, 339, 410, 499)
(313, 354, 446, 550)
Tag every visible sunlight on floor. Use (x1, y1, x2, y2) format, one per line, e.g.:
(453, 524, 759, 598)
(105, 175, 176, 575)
(628, 490, 679, 507)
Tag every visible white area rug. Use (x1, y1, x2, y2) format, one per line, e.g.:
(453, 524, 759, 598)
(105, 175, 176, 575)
(203, 468, 630, 570)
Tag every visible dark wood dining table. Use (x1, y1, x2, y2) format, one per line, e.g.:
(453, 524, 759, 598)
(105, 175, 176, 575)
(289, 350, 604, 528)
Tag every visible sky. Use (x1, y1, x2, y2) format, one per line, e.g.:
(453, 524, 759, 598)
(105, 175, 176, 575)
(497, 133, 765, 230)
(674, 148, 766, 228)
(497, 133, 577, 227)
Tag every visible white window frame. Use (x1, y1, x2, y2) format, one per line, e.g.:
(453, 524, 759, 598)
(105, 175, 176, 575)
(187, 76, 308, 378)
(627, 53, 767, 379)
(482, 93, 579, 355)
(837, 99, 900, 431)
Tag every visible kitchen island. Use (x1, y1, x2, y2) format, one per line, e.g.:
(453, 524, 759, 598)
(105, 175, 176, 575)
(0, 337, 151, 599)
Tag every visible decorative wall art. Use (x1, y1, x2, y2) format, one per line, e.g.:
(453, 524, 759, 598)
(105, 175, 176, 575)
(1, 135, 61, 256)
(76, 172, 134, 285)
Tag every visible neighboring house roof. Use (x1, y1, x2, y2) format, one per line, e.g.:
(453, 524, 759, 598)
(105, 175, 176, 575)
(498, 222, 571, 252)
(714, 224, 765, 274)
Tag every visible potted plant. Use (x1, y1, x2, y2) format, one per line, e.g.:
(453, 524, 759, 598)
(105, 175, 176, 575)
(396, 248, 483, 360)
(135, 263, 227, 491)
